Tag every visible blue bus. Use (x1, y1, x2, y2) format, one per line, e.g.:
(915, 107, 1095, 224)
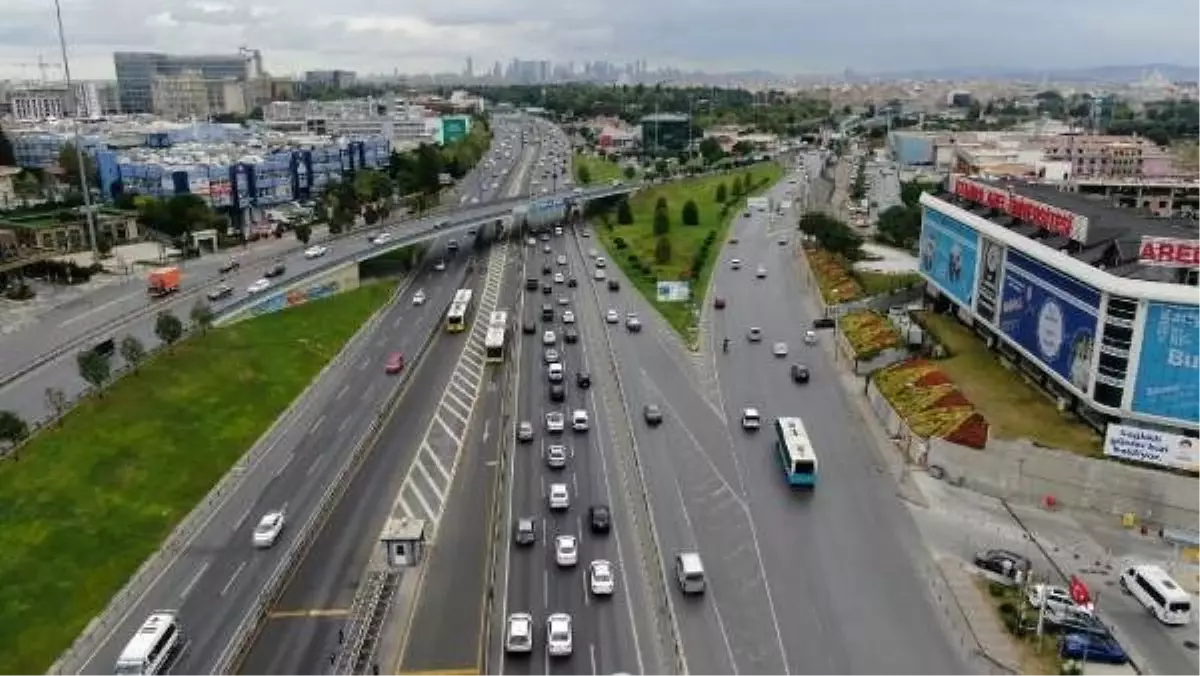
(774, 417, 818, 487)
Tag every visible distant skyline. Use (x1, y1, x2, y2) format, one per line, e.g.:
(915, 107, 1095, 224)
(0, 0, 1197, 81)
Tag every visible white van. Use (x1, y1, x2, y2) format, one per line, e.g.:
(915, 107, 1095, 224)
(115, 611, 183, 675)
(1120, 564, 1193, 625)
(676, 552, 706, 594)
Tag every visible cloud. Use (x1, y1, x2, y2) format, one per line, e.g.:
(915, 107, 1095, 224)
(0, 0, 1195, 80)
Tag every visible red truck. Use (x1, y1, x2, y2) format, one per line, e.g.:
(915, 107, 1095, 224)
(147, 266, 181, 297)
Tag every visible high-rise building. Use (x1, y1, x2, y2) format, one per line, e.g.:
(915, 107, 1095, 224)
(114, 51, 255, 113)
(465, 57, 474, 78)
(7, 81, 103, 121)
(303, 70, 357, 90)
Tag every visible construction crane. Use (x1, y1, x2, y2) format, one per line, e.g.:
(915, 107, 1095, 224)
(2, 55, 62, 84)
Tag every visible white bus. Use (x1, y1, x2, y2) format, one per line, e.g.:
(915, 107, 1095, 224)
(773, 417, 818, 487)
(115, 611, 183, 675)
(485, 310, 508, 363)
(446, 288, 474, 333)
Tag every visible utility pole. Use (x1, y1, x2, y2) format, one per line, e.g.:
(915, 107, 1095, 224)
(53, 0, 99, 264)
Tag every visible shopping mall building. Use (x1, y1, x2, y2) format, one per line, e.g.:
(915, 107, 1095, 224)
(918, 176, 1198, 472)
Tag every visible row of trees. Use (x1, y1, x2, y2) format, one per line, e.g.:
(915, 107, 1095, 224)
(798, 212, 863, 261)
(875, 179, 940, 250)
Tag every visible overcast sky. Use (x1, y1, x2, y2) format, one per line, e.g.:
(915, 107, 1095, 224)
(0, 0, 1197, 80)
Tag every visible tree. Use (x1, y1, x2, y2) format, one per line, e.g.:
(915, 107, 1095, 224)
(653, 208, 670, 235)
(654, 236, 672, 264)
(731, 140, 754, 156)
(44, 387, 67, 423)
(577, 164, 592, 185)
(698, 137, 723, 164)
(654, 158, 669, 176)
(0, 410, 29, 447)
(76, 349, 112, 391)
(798, 212, 863, 260)
(875, 204, 922, 249)
(616, 200, 634, 225)
(654, 196, 669, 216)
(190, 301, 215, 334)
(294, 223, 312, 245)
(731, 176, 745, 198)
(120, 335, 146, 372)
(0, 124, 15, 166)
(155, 311, 185, 347)
(96, 235, 113, 257)
(622, 165, 636, 180)
(682, 200, 700, 226)
(715, 183, 728, 203)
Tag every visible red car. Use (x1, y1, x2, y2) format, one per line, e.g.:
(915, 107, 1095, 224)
(385, 352, 405, 374)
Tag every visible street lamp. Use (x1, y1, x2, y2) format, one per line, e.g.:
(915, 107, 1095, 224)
(52, 0, 99, 264)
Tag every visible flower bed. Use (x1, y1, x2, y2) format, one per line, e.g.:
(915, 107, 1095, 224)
(875, 358, 990, 448)
(805, 246, 864, 304)
(840, 310, 902, 360)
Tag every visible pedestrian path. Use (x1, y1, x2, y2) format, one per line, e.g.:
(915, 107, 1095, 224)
(388, 242, 509, 538)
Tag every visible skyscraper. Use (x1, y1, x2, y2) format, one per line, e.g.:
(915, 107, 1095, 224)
(113, 51, 253, 114)
(465, 56, 474, 78)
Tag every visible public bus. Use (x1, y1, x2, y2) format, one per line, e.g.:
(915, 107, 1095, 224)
(115, 611, 183, 675)
(446, 288, 474, 333)
(773, 416, 818, 487)
(484, 310, 508, 363)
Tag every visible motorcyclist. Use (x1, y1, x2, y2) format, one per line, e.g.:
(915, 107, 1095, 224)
(722, 337, 730, 353)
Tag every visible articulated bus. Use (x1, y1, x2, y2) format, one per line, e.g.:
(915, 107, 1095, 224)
(446, 288, 474, 333)
(484, 310, 508, 363)
(773, 416, 818, 487)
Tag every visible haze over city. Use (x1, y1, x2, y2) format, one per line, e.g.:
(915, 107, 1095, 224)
(0, 0, 1197, 80)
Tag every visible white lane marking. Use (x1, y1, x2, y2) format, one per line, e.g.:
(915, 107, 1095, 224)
(179, 561, 210, 600)
(357, 356, 369, 371)
(309, 414, 326, 435)
(435, 414, 461, 445)
(272, 452, 294, 479)
(338, 417, 351, 434)
(306, 454, 326, 478)
(542, 568, 550, 609)
(416, 461, 445, 502)
(408, 479, 438, 521)
(58, 288, 143, 327)
(571, 471, 579, 499)
(423, 443, 452, 482)
(441, 391, 470, 423)
(448, 378, 475, 404)
(393, 315, 405, 329)
(220, 561, 247, 597)
(590, 643, 598, 675)
(360, 383, 377, 402)
(336, 384, 349, 400)
(233, 503, 255, 532)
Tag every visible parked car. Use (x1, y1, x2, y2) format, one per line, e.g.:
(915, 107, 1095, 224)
(1058, 633, 1128, 664)
(973, 549, 1031, 584)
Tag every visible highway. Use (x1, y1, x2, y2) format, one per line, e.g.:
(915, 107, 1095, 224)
(488, 222, 660, 676)
(237, 118, 564, 674)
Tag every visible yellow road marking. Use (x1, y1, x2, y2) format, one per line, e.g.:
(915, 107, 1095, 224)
(266, 608, 350, 619)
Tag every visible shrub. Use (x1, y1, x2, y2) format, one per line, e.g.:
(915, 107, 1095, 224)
(654, 236, 672, 264)
(988, 582, 1007, 598)
(613, 236, 627, 249)
(628, 253, 639, 265)
(681, 199, 699, 226)
(653, 209, 670, 235)
(616, 200, 633, 224)
(715, 183, 728, 203)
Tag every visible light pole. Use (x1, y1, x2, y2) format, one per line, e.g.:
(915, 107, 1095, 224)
(53, 0, 99, 263)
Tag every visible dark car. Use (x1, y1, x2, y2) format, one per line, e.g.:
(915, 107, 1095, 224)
(514, 517, 536, 546)
(1058, 633, 1128, 664)
(713, 296, 726, 309)
(973, 549, 1032, 584)
(564, 327, 579, 344)
(526, 277, 539, 291)
(576, 371, 591, 389)
(219, 259, 240, 274)
(812, 317, 836, 330)
(567, 277, 578, 288)
(550, 382, 566, 402)
(264, 263, 286, 278)
(607, 279, 620, 292)
(542, 264, 552, 275)
(643, 403, 664, 425)
(589, 505, 611, 534)
(522, 317, 537, 334)
(207, 284, 234, 301)
(1016, 608, 1110, 638)
(541, 304, 554, 321)
(790, 363, 810, 384)
(542, 283, 553, 295)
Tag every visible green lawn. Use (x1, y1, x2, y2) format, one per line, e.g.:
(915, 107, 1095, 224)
(596, 162, 784, 342)
(918, 311, 1103, 456)
(856, 270, 924, 296)
(0, 281, 397, 673)
(573, 153, 631, 185)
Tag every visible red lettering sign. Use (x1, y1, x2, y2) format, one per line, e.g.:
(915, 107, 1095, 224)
(1139, 237, 1200, 268)
(952, 177, 1081, 239)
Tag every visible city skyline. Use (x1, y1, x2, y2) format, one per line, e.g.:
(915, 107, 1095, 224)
(0, 0, 1197, 82)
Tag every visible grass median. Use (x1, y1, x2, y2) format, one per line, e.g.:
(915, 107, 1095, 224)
(574, 152, 631, 184)
(596, 162, 783, 342)
(0, 280, 397, 673)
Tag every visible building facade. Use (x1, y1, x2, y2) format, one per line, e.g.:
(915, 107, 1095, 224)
(917, 177, 1198, 447)
(8, 81, 102, 121)
(640, 113, 690, 155)
(114, 51, 252, 114)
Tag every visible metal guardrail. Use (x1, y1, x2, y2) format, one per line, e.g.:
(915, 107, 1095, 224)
(334, 570, 401, 675)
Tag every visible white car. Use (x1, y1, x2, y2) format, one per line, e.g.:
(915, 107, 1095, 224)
(730, 258, 742, 270)
(546, 613, 573, 657)
(527, 237, 537, 246)
(804, 330, 817, 345)
(1027, 584, 1087, 618)
(748, 327, 763, 342)
(543, 330, 557, 346)
(554, 272, 565, 284)
(546, 411, 565, 433)
(593, 268, 607, 281)
(303, 245, 328, 259)
(253, 510, 285, 548)
(548, 483, 570, 510)
(557, 296, 570, 306)
(434, 259, 447, 271)
(756, 265, 768, 278)
(412, 289, 426, 306)
(555, 535, 579, 567)
(247, 278, 271, 295)
(505, 613, 534, 653)
(605, 309, 620, 324)
(773, 342, 789, 357)
(595, 257, 607, 268)
(562, 310, 575, 324)
(589, 559, 615, 595)
(371, 233, 392, 246)
(546, 444, 568, 468)
(572, 409, 590, 432)
(547, 362, 564, 382)
(557, 254, 567, 265)
(741, 408, 762, 430)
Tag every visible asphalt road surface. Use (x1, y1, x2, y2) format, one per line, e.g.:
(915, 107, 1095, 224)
(493, 225, 655, 676)
(71, 241, 460, 675)
(0, 117, 545, 423)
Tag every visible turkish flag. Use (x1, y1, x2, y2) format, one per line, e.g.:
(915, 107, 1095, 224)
(1069, 575, 1093, 609)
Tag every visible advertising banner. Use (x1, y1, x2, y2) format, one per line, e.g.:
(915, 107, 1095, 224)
(656, 281, 691, 302)
(1138, 236, 1200, 269)
(919, 208, 980, 308)
(441, 116, 469, 144)
(1103, 423, 1198, 472)
(1131, 302, 1199, 424)
(949, 175, 1089, 242)
(975, 236, 1006, 323)
(998, 249, 1100, 392)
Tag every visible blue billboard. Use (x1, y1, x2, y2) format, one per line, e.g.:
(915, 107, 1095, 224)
(1131, 302, 1199, 424)
(919, 208, 979, 307)
(998, 250, 1100, 392)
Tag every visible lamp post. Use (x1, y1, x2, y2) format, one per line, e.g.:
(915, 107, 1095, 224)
(52, 0, 99, 264)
